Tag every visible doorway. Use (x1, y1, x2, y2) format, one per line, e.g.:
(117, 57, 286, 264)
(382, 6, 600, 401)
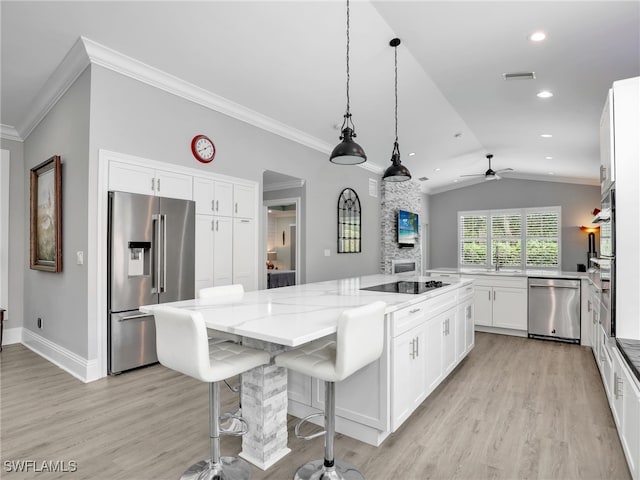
(262, 170, 305, 289)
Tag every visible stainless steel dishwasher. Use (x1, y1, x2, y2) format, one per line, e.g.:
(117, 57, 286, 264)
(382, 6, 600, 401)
(528, 278, 581, 343)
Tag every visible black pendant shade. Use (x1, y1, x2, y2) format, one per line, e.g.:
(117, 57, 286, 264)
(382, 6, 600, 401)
(383, 143, 411, 182)
(330, 0, 367, 166)
(383, 38, 411, 182)
(330, 126, 367, 165)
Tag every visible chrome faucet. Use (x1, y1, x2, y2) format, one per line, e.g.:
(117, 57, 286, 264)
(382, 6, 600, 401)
(494, 245, 500, 271)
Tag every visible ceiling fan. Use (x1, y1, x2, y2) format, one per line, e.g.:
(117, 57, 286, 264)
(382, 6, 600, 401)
(460, 154, 513, 181)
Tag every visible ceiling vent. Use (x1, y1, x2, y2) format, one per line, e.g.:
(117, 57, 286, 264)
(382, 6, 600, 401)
(502, 72, 536, 80)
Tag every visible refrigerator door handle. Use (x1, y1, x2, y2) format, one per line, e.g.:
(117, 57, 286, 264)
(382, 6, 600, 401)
(151, 214, 160, 294)
(119, 313, 152, 322)
(161, 214, 167, 293)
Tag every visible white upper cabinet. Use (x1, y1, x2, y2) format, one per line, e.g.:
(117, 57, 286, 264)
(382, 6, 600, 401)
(233, 183, 256, 219)
(109, 160, 192, 200)
(193, 177, 234, 217)
(599, 89, 615, 193)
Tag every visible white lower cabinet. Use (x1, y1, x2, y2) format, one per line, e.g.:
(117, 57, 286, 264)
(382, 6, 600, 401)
(195, 215, 233, 292)
(232, 218, 256, 291)
(390, 286, 471, 432)
(392, 323, 427, 428)
(286, 282, 475, 446)
(465, 275, 527, 332)
(610, 348, 640, 480)
(213, 217, 233, 287)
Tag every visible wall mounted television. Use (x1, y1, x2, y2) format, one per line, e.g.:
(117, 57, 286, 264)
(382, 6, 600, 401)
(398, 209, 419, 247)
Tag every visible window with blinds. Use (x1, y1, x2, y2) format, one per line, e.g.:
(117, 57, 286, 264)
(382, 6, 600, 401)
(458, 207, 561, 269)
(459, 213, 488, 265)
(526, 209, 560, 267)
(491, 212, 522, 268)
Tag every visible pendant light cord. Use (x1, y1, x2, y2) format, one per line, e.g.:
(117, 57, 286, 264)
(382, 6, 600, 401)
(394, 43, 398, 145)
(346, 0, 350, 119)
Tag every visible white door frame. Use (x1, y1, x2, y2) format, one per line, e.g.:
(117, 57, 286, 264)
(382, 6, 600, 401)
(0, 149, 9, 318)
(263, 197, 301, 288)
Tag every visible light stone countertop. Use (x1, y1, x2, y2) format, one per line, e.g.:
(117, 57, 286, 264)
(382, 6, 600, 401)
(426, 267, 590, 280)
(141, 274, 472, 347)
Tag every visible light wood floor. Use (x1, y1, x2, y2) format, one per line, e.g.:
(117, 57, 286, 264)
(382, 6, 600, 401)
(0, 333, 630, 480)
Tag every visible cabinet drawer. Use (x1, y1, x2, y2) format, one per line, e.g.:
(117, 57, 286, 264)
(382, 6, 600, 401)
(458, 283, 474, 302)
(392, 303, 426, 337)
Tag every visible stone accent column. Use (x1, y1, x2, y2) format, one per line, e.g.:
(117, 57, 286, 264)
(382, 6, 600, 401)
(238, 338, 291, 470)
(380, 180, 423, 273)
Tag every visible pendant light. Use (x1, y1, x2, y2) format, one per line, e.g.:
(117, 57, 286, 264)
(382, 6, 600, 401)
(383, 38, 411, 182)
(330, 0, 367, 165)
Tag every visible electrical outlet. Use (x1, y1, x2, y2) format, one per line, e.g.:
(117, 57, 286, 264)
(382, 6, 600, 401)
(324, 249, 331, 257)
(37, 317, 42, 329)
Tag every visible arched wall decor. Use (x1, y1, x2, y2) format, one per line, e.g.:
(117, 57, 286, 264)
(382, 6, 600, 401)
(337, 188, 361, 253)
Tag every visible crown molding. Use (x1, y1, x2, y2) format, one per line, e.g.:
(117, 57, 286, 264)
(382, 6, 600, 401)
(263, 179, 306, 192)
(0, 124, 22, 142)
(18, 37, 90, 140)
(15, 35, 376, 176)
(358, 161, 385, 175)
(81, 37, 336, 156)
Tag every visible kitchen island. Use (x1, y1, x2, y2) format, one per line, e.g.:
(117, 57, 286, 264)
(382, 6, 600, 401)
(141, 274, 474, 468)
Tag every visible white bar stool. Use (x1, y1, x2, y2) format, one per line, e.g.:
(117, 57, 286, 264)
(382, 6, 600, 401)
(275, 301, 386, 480)
(153, 306, 271, 480)
(198, 284, 244, 344)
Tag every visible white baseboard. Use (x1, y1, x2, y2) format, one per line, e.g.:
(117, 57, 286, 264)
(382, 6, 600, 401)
(21, 328, 99, 383)
(2, 327, 23, 345)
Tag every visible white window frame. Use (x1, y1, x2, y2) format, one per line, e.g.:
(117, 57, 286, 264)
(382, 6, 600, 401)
(458, 206, 561, 270)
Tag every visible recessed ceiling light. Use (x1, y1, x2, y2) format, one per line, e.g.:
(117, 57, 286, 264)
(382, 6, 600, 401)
(418, 176, 429, 181)
(545, 156, 553, 160)
(434, 168, 441, 172)
(408, 152, 416, 156)
(540, 134, 553, 138)
(537, 90, 553, 98)
(453, 132, 462, 138)
(453, 179, 459, 183)
(548, 172, 555, 175)
(529, 31, 546, 42)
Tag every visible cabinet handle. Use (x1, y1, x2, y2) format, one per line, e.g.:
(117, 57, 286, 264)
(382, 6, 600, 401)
(493, 290, 496, 301)
(488, 291, 491, 301)
(409, 308, 421, 314)
(211, 220, 214, 231)
(151, 178, 155, 191)
(157, 179, 160, 192)
(211, 200, 215, 212)
(235, 203, 238, 214)
(415, 336, 419, 357)
(216, 220, 219, 232)
(409, 338, 415, 359)
(216, 200, 219, 212)
(587, 300, 591, 312)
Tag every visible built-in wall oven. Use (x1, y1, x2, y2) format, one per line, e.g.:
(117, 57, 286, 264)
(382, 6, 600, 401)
(595, 187, 615, 337)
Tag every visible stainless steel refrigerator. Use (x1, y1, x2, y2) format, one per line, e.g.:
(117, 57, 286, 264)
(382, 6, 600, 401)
(108, 191, 195, 374)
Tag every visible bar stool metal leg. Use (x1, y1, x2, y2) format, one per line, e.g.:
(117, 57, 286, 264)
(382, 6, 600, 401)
(181, 382, 252, 480)
(294, 382, 364, 480)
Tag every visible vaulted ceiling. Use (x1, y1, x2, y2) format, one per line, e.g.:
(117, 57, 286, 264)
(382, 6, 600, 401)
(2, 1, 638, 192)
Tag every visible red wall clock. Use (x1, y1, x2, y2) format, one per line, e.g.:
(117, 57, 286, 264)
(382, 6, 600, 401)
(191, 135, 216, 163)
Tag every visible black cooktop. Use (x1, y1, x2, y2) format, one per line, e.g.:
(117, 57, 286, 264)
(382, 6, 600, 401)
(361, 280, 448, 294)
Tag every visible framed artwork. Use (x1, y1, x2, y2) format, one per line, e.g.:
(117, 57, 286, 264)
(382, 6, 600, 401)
(30, 155, 62, 272)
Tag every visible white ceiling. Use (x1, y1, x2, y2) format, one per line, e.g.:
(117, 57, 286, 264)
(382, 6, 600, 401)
(2, 1, 638, 193)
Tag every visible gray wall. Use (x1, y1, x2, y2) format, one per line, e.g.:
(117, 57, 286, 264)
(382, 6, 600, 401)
(0, 138, 25, 330)
(428, 178, 601, 272)
(22, 67, 91, 356)
(90, 65, 380, 285)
